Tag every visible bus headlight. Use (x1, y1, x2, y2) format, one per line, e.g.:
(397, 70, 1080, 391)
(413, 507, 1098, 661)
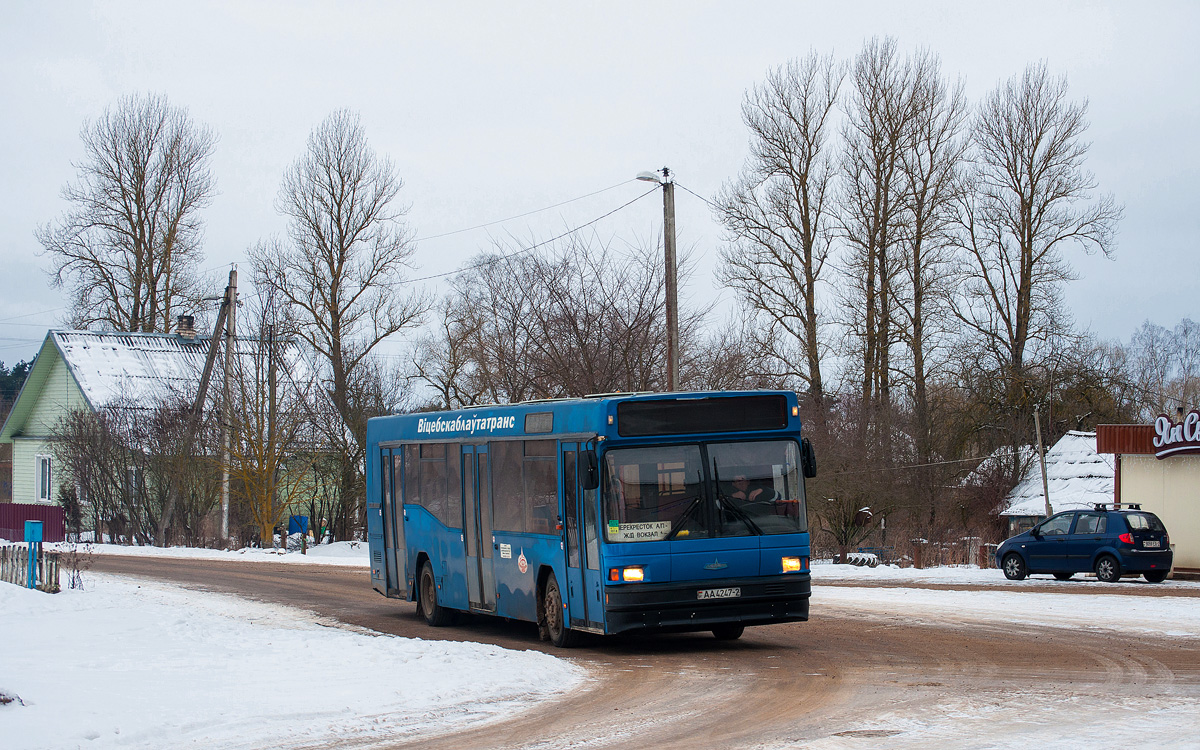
(609, 566, 645, 582)
(782, 556, 804, 573)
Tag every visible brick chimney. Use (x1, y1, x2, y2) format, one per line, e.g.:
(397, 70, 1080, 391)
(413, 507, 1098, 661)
(176, 315, 197, 340)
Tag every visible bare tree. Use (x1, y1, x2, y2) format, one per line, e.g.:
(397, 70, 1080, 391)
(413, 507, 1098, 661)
(1123, 318, 1200, 418)
(50, 398, 220, 546)
(839, 37, 920, 452)
(412, 234, 702, 404)
(250, 109, 429, 538)
(408, 296, 485, 410)
(892, 51, 970, 523)
(954, 63, 1122, 386)
(716, 52, 843, 427)
(38, 93, 216, 332)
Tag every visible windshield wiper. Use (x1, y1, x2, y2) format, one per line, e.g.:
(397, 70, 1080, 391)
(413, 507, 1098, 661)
(666, 470, 705, 540)
(712, 459, 763, 535)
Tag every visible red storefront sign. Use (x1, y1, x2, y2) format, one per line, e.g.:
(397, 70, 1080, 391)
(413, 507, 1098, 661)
(1153, 410, 1200, 459)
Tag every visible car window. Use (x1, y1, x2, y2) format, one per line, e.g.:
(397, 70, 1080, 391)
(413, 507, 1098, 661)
(1075, 513, 1106, 535)
(1038, 513, 1074, 536)
(1124, 513, 1166, 532)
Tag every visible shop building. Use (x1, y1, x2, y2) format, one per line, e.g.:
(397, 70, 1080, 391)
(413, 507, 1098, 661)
(1098, 413, 1200, 575)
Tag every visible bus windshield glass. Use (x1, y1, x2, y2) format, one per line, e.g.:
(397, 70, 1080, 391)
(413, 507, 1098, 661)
(603, 440, 807, 542)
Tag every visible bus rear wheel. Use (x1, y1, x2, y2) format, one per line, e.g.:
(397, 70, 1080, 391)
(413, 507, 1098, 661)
(712, 624, 745, 641)
(542, 575, 579, 648)
(419, 561, 452, 626)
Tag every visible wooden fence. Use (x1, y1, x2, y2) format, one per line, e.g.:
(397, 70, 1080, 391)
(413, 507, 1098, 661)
(0, 544, 60, 593)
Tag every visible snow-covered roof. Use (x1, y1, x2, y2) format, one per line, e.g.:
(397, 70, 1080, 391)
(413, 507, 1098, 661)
(55, 330, 211, 408)
(999, 431, 1114, 517)
(53, 330, 314, 410)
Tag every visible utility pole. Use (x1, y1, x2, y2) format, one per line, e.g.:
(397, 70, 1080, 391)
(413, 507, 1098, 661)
(267, 323, 277, 542)
(1034, 403, 1052, 517)
(220, 267, 237, 543)
(637, 167, 679, 391)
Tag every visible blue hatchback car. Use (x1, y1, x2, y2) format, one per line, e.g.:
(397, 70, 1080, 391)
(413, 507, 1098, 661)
(996, 503, 1173, 583)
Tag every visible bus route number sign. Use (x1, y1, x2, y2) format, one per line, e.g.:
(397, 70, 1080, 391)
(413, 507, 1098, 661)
(697, 587, 741, 600)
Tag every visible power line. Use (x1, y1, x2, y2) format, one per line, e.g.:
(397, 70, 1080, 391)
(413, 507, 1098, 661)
(673, 181, 718, 211)
(411, 179, 637, 242)
(401, 186, 661, 285)
(0, 307, 67, 324)
(824, 455, 993, 478)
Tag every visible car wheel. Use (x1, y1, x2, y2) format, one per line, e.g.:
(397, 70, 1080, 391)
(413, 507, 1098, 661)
(712, 624, 745, 641)
(1002, 553, 1027, 580)
(1094, 555, 1122, 583)
(1144, 571, 1168, 583)
(1053, 572, 1074, 581)
(419, 561, 452, 626)
(542, 575, 579, 648)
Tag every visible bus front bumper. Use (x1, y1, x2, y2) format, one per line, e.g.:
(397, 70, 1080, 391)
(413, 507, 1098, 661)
(603, 574, 810, 635)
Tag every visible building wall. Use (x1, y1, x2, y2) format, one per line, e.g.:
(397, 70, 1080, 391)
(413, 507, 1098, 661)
(12, 437, 56, 504)
(25, 353, 87, 434)
(1120, 453, 1200, 572)
(10, 354, 88, 504)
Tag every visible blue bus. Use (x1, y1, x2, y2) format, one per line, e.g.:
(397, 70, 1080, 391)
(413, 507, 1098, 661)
(366, 390, 815, 646)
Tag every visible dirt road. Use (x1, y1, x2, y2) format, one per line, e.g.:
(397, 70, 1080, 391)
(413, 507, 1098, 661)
(90, 556, 1200, 749)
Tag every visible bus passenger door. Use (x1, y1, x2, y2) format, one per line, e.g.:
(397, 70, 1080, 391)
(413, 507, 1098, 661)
(561, 445, 587, 626)
(461, 444, 496, 612)
(581, 467, 605, 630)
(380, 449, 405, 597)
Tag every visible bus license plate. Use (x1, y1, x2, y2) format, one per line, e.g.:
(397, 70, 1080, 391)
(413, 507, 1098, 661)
(698, 587, 741, 600)
(1144, 540, 1161, 548)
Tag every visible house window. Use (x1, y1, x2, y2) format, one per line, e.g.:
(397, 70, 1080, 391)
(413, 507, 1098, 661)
(36, 454, 52, 503)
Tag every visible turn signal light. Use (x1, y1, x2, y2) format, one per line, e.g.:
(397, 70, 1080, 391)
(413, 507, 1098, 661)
(1119, 533, 1134, 545)
(782, 556, 802, 572)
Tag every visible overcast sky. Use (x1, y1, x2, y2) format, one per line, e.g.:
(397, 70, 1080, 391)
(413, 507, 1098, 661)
(2, 1, 1197, 367)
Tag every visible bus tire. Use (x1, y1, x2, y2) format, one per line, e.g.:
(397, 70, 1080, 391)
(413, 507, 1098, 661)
(712, 624, 745, 641)
(419, 561, 452, 627)
(543, 575, 579, 648)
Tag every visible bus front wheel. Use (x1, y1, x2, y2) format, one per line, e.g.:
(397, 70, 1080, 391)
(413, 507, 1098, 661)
(419, 561, 452, 626)
(712, 623, 745, 641)
(542, 575, 580, 648)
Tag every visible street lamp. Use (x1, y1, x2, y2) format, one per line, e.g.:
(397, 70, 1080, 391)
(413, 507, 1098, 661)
(637, 167, 679, 391)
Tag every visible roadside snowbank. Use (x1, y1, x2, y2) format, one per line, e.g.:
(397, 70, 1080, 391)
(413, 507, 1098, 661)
(0, 574, 584, 750)
(812, 560, 1200, 590)
(42, 539, 371, 567)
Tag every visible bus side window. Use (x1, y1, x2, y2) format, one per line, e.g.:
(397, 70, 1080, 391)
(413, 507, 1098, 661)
(492, 441, 525, 533)
(524, 440, 557, 534)
(417, 443, 462, 528)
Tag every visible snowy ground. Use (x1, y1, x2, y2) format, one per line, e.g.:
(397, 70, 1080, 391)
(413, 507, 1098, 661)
(0, 573, 585, 750)
(40, 539, 374, 567)
(813, 561, 1200, 638)
(3, 547, 1199, 749)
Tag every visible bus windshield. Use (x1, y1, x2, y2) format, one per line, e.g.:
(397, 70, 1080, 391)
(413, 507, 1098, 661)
(603, 440, 807, 542)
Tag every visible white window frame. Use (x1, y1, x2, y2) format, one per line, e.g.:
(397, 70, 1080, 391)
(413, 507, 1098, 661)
(35, 454, 53, 504)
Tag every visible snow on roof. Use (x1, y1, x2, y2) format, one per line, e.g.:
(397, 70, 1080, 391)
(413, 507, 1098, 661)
(52, 330, 313, 410)
(960, 444, 1037, 487)
(1000, 431, 1114, 517)
(55, 331, 210, 408)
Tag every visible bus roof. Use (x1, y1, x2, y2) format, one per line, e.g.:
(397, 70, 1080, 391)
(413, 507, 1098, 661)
(367, 390, 802, 445)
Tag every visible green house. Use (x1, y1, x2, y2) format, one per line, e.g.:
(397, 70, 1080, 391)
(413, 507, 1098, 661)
(0, 329, 220, 505)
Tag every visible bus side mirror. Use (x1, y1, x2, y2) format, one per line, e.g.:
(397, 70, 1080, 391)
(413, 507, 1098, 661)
(802, 438, 817, 479)
(581, 450, 600, 491)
